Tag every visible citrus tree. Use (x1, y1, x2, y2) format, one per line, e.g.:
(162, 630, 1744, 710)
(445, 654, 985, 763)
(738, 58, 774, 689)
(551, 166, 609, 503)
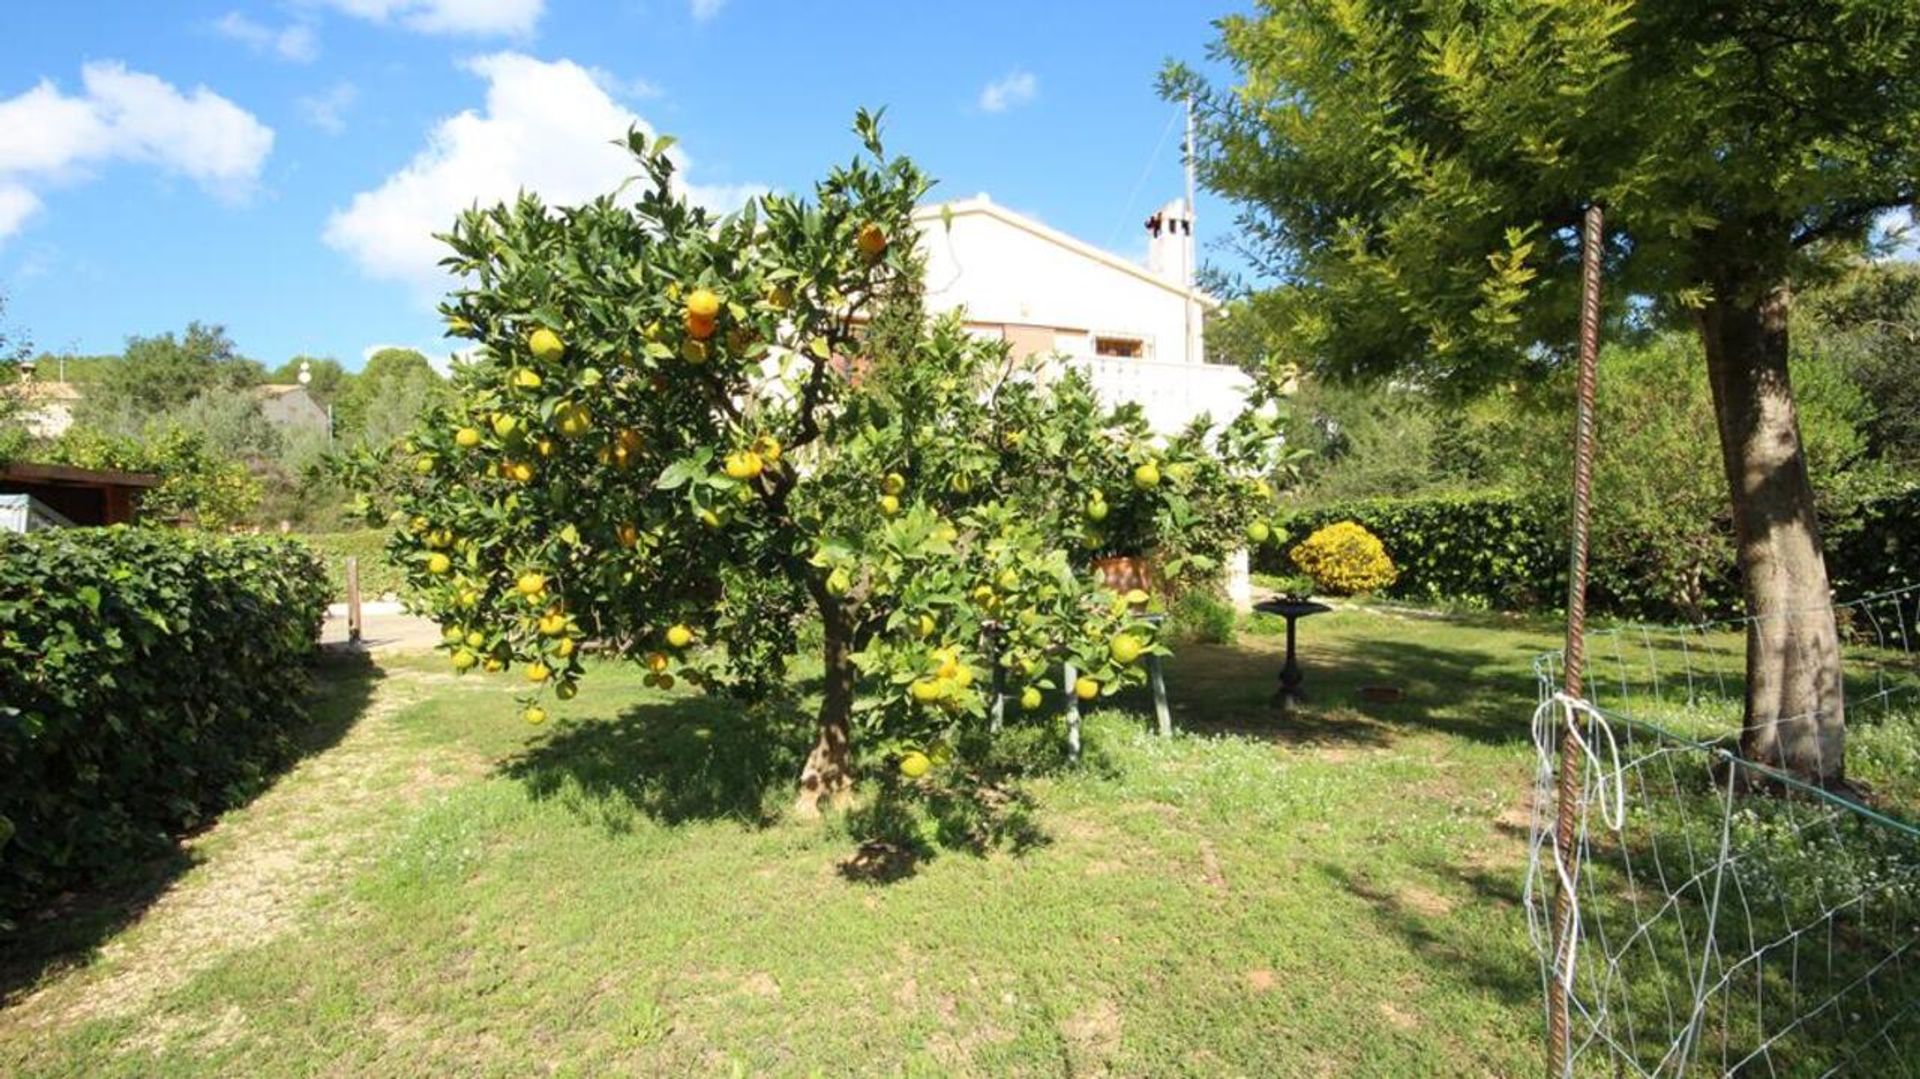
(379, 114, 1282, 814)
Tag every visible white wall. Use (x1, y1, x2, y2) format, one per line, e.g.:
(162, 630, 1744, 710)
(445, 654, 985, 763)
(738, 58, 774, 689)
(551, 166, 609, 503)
(916, 204, 1204, 366)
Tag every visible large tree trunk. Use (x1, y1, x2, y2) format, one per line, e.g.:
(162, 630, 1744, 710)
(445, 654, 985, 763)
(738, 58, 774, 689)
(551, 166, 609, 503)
(1697, 284, 1846, 785)
(793, 598, 856, 817)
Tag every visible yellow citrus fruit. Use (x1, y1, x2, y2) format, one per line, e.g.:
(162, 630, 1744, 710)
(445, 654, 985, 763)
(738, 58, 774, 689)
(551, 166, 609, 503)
(971, 584, 994, 606)
(898, 751, 931, 779)
(415, 455, 436, 475)
(505, 460, 535, 483)
(915, 613, 936, 639)
(554, 637, 576, 659)
(538, 611, 568, 636)
(950, 473, 973, 494)
(492, 413, 519, 438)
(1246, 520, 1272, 545)
(666, 624, 694, 648)
(685, 310, 717, 340)
(556, 402, 592, 437)
(526, 662, 551, 683)
(523, 705, 547, 725)
(996, 568, 1019, 591)
(1109, 633, 1144, 665)
(555, 680, 578, 701)
(466, 630, 485, 648)
(1074, 677, 1100, 701)
(514, 367, 543, 390)
(699, 508, 723, 529)
(1020, 685, 1043, 710)
(425, 528, 453, 549)
(857, 222, 888, 260)
(528, 328, 565, 362)
(826, 567, 852, 596)
(686, 288, 721, 319)
(681, 339, 709, 365)
(724, 450, 764, 480)
(766, 283, 793, 309)
(452, 649, 477, 671)
(455, 426, 481, 448)
(1086, 497, 1108, 522)
(1133, 462, 1161, 490)
(615, 522, 639, 548)
(878, 494, 901, 517)
(484, 656, 506, 673)
(426, 553, 451, 574)
(516, 572, 547, 596)
(535, 437, 555, 458)
(881, 471, 906, 495)
(909, 678, 942, 703)
(645, 651, 669, 673)
(751, 435, 781, 462)
(443, 625, 463, 643)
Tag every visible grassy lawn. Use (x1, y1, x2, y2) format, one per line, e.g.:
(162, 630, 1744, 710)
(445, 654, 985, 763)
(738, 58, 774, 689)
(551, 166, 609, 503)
(0, 609, 1629, 1075)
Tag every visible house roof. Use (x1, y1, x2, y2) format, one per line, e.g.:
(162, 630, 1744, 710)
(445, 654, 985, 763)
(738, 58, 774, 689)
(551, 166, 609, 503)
(252, 383, 305, 398)
(912, 195, 1221, 311)
(15, 379, 82, 401)
(0, 461, 162, 489)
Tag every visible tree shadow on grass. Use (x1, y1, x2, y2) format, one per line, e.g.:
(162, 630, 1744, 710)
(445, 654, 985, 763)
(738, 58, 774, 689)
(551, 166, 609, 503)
(1316, 860, 1540, 1013)
(0, 648, 380, 1005)
(496, 695, 814, 830)
(839, 774, 1051, 885)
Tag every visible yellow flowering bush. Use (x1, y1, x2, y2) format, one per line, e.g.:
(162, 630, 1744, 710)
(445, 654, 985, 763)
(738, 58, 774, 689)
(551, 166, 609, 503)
(1289, 520, 1397, 595)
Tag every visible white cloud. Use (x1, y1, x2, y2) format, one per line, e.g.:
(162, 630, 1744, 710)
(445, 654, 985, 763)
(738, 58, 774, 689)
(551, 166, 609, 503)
(213, 12, 320, 63)
(690, 0, 725, 20)
(325, 52, 764, 298)
(0, 62, 274, 240)
(317, 0, 543, 36)
(978, 70, 1038, 113)
(299, 82, 359, 134)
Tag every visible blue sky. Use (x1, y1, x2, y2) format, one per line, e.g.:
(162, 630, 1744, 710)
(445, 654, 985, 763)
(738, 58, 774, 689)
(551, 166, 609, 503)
(0, 1, 1245, 372)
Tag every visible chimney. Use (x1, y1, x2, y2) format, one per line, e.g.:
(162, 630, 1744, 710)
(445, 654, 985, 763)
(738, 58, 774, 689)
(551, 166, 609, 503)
(1144, 197, 1194, 288)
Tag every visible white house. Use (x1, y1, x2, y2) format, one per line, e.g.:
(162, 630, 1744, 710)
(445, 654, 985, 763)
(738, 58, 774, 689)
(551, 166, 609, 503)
(250, 384, 330, 431)
(912, 194, 1252, 435)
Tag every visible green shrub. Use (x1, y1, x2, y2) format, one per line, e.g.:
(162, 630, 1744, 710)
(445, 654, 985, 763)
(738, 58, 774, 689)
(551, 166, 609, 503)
(1165, 588, 1237, 644)
(0, 528, 329, 920)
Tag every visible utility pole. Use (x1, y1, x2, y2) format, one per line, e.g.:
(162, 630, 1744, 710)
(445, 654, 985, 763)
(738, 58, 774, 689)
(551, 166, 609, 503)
(1183, 96, 1198, 364)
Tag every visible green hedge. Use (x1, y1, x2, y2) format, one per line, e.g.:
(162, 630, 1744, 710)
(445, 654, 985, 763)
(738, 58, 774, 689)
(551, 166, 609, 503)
(0, 528, 330, 919)
(1261, 493, 1565, 610)
(1258, 484, 1920, 617)
(297, 528, 410, 603)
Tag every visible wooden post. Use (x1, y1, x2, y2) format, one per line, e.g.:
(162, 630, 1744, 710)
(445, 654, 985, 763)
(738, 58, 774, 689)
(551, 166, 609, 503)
(346, 556, 363, 645)
(1063, 660, 1082, 761)
(1149, 654, 1172, 738)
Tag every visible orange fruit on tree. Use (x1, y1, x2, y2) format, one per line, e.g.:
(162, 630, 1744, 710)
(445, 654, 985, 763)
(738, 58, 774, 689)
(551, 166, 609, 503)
(685, 310, 717, 340)
(857, 222, 887, 261)
(686, 288, 721, 319)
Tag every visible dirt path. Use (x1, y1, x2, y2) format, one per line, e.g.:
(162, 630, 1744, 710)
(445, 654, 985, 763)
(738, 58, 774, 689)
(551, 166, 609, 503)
(1, 663, 457, 1036)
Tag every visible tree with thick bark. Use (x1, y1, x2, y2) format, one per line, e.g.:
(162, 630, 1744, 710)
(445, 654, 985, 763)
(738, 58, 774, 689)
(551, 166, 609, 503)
(1169, 0, 1920, 785)
(368, 115, 1280, 813)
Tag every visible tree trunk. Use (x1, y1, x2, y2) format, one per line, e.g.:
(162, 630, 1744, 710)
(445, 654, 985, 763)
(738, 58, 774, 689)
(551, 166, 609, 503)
(793, 598, 856, 817)
(1697, 284, 1846, 785)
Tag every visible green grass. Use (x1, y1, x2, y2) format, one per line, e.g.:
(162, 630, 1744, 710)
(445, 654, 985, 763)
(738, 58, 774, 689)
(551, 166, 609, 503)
(1, 608, 1912, 1075)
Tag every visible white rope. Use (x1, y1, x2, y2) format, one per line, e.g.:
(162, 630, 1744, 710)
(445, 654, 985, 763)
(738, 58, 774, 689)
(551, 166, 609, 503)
(1525, 690, 1628, 1004)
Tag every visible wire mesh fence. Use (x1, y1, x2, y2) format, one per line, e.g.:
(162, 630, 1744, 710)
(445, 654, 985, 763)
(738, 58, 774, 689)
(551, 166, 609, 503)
(1528, 584, 1920, 1076)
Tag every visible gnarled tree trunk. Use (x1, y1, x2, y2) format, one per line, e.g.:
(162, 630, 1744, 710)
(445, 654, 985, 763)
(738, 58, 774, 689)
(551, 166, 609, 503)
(1697, 283, 1846, 785)
(793, 596, 856, 817)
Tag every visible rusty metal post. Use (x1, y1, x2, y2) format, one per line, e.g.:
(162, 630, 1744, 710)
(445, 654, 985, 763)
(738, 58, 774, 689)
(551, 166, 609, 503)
(1549, 203, 1605, 1076)
(346, 555, 363, 645)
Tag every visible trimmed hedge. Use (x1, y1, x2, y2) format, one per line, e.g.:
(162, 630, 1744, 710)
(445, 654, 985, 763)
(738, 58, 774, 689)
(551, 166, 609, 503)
(1261, 493, 1564, 611)
(1257, 483, 1920, 617)
(0, 528, 329, 919)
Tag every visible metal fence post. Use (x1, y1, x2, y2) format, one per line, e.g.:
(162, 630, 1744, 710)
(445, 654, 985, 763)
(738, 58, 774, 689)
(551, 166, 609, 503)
(346, 555, 363, 645)
(1549, 201, 1605, 1077)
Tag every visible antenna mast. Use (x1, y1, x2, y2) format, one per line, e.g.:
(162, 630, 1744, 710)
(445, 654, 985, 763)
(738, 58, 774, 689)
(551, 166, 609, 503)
(1183, 96, 1197, 363)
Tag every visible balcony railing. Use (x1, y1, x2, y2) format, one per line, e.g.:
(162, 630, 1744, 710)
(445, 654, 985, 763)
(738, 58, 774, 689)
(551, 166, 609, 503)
(1063, 354, 1254, 434)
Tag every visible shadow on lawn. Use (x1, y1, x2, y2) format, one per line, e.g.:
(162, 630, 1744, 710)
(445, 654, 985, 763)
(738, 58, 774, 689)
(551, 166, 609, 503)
(0, 648, 380, 1005)
(1318, 860, 1539, 1012)
(1161, 630, 1547, 749)
(498, 695, 813, 829)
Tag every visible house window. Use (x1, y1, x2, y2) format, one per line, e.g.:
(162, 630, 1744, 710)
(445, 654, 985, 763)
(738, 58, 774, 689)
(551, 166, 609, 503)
(1094, 335, 1145, 359)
